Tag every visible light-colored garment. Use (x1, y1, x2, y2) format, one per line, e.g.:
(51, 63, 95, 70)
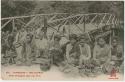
(66, 43, 80, 66)
(15, 46, 23, 63)
(35, 28, 44, 39)
(35, 28, 49, 50)
(93, 44, 111, 63)
(15, 31, 27, 63)
(15, 31, 27, 44)
(79, 44, 91, 66)
(111, 45, 123, 60)
(93, 44, 111, 59)
(60, 37, 69, 46)
(79, 44, 91, 60)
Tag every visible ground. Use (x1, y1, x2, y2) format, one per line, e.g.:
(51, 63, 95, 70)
(1, 64, 124, 80)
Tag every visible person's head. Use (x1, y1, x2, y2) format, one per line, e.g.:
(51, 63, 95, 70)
(6, 31, 9, 34)
(97, 37, 106, 46)
(21, 27, 25, 32)
(26, 34, 32, 43)
(2, 31, 5, 35)
(79, 36, 86, 46)
(112, 37, 118, 47)
(26, 27, 31, 32)
(69, 34, 77, 45)
(54, 34, 61, 42)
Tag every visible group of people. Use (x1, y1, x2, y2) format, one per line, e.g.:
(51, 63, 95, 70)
(1, 26, 124, 76)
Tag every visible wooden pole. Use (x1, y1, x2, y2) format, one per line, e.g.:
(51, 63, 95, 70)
(90, 15, 97, 23)
(79, 16, 84, 24)
(83, 16, 86, 32)
(68, 20, 71, 36)
(106, 14, 112, 25)
(12, 19, 16, 32)
(43, 16, 48, 39)
(1, 19, 12, 29)
(1, 13, 68, 21)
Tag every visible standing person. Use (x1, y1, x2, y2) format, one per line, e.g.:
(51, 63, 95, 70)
(49, 34, 63, 66)
(34, 27, 44, 58)
(14, 27, 27, 65)
(93, 37, 111, 73)
(1, 31, 11, 65)
(35, 27, 49, 58)
(6, 32, 16, 64)
(1, 31, 6, 57)
(22, 34, 36, 66)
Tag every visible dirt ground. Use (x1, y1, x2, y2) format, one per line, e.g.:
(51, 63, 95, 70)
(1, 64, 124, 80)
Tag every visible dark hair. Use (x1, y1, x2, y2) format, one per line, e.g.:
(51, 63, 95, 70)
(112, 36, 118, 42)
(54, 34, 61, 41)
(26, 34, 33, 40)
(69, 34, 77, 40)
(97, 37, 105, 42)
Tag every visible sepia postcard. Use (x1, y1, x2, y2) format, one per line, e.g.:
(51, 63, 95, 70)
(1, 0, 124, 80)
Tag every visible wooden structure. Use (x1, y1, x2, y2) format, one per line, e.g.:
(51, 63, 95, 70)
(1, 13, 121, 41)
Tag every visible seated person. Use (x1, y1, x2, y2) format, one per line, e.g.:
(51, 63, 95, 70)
(49, 34, 63, 66)
(93, 37, 111, 73)
(78, 35, 91, 67)
(111, 37, 123, 67)
(65, 34, 80, 66)
(59, 34, 80, 76)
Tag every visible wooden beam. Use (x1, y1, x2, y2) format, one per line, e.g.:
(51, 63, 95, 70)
(12, 19, 16, 31)
(79, 16, 84, 24)
(1, 19, 12, 29)
(74, 16, 82, 24)
(57, 20, 66, 31)
(90, 15, 98, 23)
(99, 14, 107, 26)
(48, 14, 81, 23)
(25, 16, 37, 27)
(106, 14, 112, 25)
(48, 14, 57, 22)
(60, 20, 68, 29)
(15, 19, 27, 26)
(115, 18, 118, 25)
(83, 16, 86, 32)
(70, 18, 83, 32)
(1, 13, 68, 21)
(112, 15, 115, 24)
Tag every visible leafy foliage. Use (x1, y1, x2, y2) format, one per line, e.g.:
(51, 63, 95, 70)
(1, 0, 36, 17)
(1, 0, 124, 20)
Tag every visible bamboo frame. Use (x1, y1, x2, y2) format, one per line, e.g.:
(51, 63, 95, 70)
(90, 15, 98, 23)
(106, 14, 112, 25)
(25, 16, 37, 27)
(79, 16, 84, 24)
(12, 19, 15, 31)
(112, 15, 115, 24)
(1, 13, 68, 20)
(70, 18, 83, 32)
(99, 14, 106, 26)
(2, 19, 12, 29)
(48, 14, 57, 22)
(1, 13, 120, 36)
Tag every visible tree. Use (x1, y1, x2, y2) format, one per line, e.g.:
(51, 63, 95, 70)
(1, 0, 36, 18)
